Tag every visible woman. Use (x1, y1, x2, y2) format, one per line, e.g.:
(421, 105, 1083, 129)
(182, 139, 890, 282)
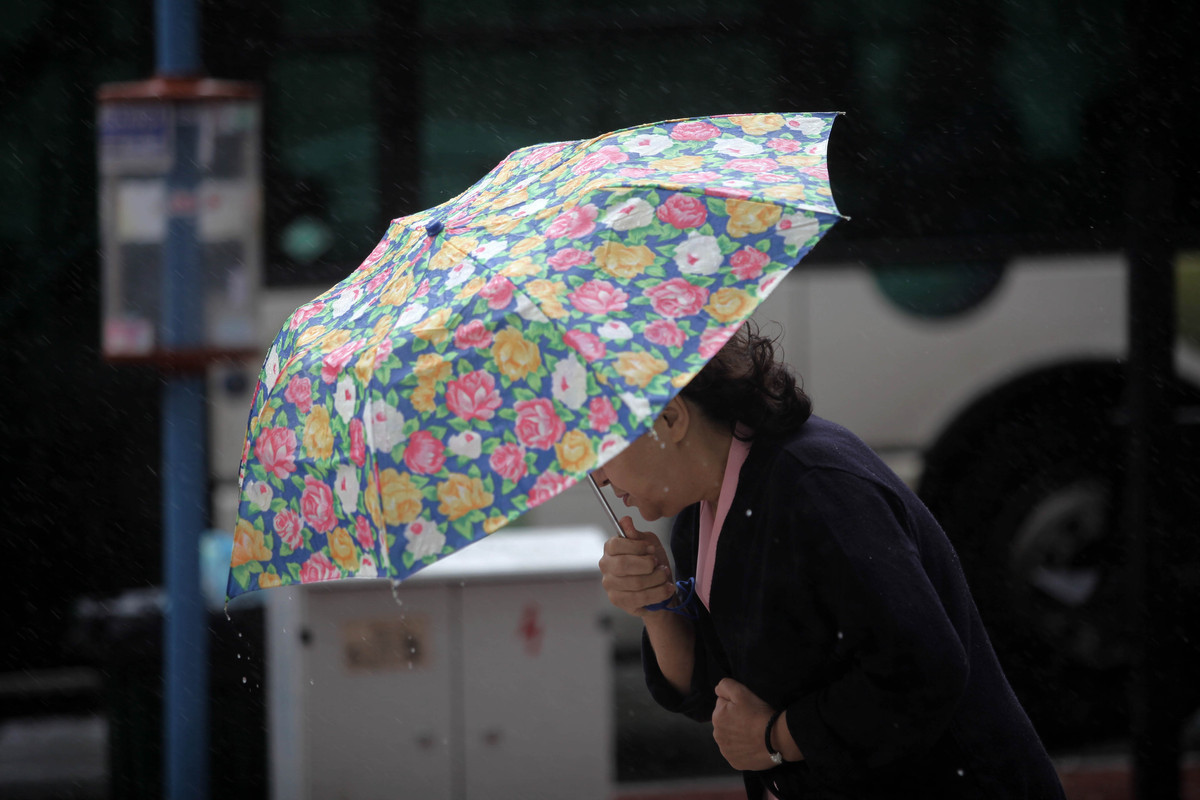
(594, 322, 1064, 799)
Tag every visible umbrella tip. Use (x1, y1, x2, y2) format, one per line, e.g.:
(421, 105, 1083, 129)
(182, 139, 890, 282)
(425, 219, 444, 238)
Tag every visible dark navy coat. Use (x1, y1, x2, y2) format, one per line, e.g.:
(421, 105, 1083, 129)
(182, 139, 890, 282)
(642, 416, 1065, 799)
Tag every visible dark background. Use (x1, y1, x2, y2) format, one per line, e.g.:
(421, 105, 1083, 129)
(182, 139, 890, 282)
(2, 0, 1198, 768)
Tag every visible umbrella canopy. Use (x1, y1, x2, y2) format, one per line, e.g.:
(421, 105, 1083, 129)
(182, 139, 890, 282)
(228, 112, 845, 599)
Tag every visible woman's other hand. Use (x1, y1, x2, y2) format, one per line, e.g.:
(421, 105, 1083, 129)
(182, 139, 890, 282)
(713, 678, 803, 771)
(598, 516, 676, 617)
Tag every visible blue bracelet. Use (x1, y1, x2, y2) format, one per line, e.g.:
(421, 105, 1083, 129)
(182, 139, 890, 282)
(644, 576, 698, 620)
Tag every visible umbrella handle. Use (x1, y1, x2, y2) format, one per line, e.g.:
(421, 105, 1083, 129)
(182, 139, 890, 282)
(588, 473, 627, 538)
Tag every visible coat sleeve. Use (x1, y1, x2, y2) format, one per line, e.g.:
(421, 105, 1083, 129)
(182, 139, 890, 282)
(640, 509, 722, 722)
(778, 467, 971, 777)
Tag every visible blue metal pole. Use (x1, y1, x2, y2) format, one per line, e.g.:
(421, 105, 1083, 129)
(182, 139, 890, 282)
(157, 1, 208, 798)
(156, 0, 200, 78)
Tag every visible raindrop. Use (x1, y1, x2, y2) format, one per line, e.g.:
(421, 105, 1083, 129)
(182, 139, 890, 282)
(957, 769, 965, 777)
(745, 509, 753, 517)
(837, 631, 844, 639)
(242, 676, 247, 684)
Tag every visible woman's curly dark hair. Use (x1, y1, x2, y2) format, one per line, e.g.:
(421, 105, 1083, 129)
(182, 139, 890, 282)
(679, 320, 812, 440)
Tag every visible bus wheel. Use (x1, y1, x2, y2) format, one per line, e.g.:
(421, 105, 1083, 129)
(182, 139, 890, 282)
(931, 409, 1133, 747)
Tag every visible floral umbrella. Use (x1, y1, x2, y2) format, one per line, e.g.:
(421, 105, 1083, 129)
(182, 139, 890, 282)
(228, 112, 845, 599)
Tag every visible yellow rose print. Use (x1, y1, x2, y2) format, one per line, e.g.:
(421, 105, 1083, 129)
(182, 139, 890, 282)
(437, 473, 494, 521)
(303, 406, 334, 460)
(296, 324, 326, 348)
(651, 155, 705, 173)
(231, 520, 271, 567)
(596, 242, 655, 279)
(413, 308, 452, 344)
(725, 199, 783, 238)
(369, 316, 393, 344)
(456, 276, 487, 300)
(511, 236, 543, 256)
(483, 516, 510, 534)
(319, 328, 352, 353)
(327, 527, 361, 572)
(414, 353, 452, 383)
(500, 257, 542, 278)
(614, 351, 668, 388)
(730, 113, 785, 135)
(777, 154, 821, 168)
(764, 185, 807, 201)
(364, 471, 383, 526)
(555, 430, 596, 475)
(705, 287, 757, 323)
(483, 215, 521, 235)
(429, 237, 476, 271)
(490, 187, 527, 210)
(257, 571, 282, 589)
(380, 469, 424, 526)
(411, 379, 437, 413)
(379, 274, 414, 306)
(492, 328, 542, 382)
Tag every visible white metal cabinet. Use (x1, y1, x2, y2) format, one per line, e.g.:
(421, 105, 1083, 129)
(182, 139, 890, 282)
(267, 526, 612, 800)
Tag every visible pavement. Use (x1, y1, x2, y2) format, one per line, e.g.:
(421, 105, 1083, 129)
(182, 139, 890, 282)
(2, 659, 1197, 799)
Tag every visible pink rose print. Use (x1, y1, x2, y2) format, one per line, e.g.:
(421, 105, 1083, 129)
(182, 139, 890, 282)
(365, 269, 389, 294)
(454, 319, 493, 349)
(588, 396, 617, 432)
(404, 430, 447, 475)
(730, 247, 771, 280)
(726, 157, 778, 173)
(371, 338, 393, 368)
(801, 163, 830, 180)
(354, 515, 374, 550)
(300, 552, 342, 583)
(546, 204, 599, 239)
(563, 329, 607, 363)
(645, 278, 709, 318)
(529, 471, 573, 506)
(644, 319, 688, 348)
(568, 280, 629, 314)
(547, 248, 594, 270)
(514, 398, 566, 450)
(273, 509, 304, 550)
(349, 418, 366, 467)
(301, 476, 337, 534)
(284, 375, 312, 413)
(618, 167, 656, 179)
(574, 146, 629, 175)
(670, 171, 722, 184)
(521, 142, 567, 167)
(489, 442, 528, 483)
(445, 370, 503, 421)
(700, 326, 739, 359)
(767, 138, 803, 154)
(670, 120, 722, 141)
(255, 427, 298, 480)
(289, 300, 325, 330)
(321, 339, 362, 384)
(479, 275, 515, 310)
(362, 239, 388, 267)
(656, 194, 708, 230)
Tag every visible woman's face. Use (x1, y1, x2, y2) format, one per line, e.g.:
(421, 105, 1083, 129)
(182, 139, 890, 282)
(592, 422, 686, 521)
(591, 398, 711, 521)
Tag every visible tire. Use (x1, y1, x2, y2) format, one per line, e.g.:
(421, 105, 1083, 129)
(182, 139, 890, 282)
(926, 380, 1133, 746)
